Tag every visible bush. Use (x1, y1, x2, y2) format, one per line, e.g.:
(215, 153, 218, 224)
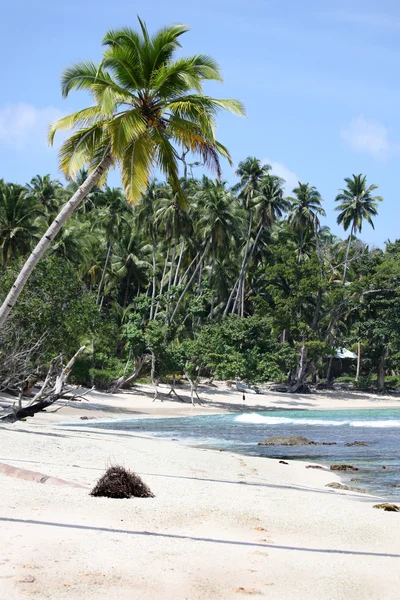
(91, 466, 154, 499)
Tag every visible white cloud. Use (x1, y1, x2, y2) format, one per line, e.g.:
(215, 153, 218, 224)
(340, 115, 395, 159)
(0, 103, 63, 149)
(263, 158, 299, 194)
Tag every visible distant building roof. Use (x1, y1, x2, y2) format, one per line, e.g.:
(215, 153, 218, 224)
(335, 348, 357, 360)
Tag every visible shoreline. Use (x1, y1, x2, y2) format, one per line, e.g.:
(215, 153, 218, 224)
(1, 385, 400, 598)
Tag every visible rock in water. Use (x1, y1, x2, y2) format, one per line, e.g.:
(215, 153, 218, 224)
(373, 503, 400, 512)
(345, 441, 368, 447)
(258, 436, 336, 446)
(330, 464, 359, 472)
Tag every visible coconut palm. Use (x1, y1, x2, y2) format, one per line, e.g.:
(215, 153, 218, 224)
(287, 182, 325, 262)
(0, 182, 44, 268)
(93, 187, 131, 304)
(227, 158, 271, 315)
(26, 174, 64, 216)
(0, 18, 244, 328)
(335, 174, 383, 283)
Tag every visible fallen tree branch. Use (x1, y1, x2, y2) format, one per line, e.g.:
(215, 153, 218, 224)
(0, 346, 86, 423)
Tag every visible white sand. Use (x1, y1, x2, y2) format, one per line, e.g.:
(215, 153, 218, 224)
(0, 384, 399, 599)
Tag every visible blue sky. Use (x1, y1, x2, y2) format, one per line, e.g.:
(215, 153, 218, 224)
(1, 0, 399, 246)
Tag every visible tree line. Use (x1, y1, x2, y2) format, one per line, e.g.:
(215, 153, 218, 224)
(2, 159, 398, 397)
(0, 19, 399, 405)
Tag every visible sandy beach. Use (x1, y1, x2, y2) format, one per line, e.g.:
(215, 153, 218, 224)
(1, 384, 399, 599)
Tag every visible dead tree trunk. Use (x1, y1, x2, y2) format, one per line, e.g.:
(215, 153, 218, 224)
(0, 346, 86, 423)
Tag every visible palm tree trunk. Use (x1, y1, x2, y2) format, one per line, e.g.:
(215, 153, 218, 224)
(149, 239, 157, 321)
(168, 237, 177, 292)
(223, 277, 239, 317)
(173, 238, 185, 286)
(178, 252, 200, 286)
(0, 155, 112, 328)
(232, 210, 253, 315)
(208, 258, 215, 320)
(171, 240, 210, 322)
(154, 244, 170, 319)
(377, 345, 388, 392)
(96, 241, 112, 305)
(342, 224, 354, 284)
(355, 341, 361, 382)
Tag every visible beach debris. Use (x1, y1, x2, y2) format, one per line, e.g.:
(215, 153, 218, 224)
(330, 464, 359, 472)
(279, 460, 289, 465)
(91, 466, 154, 499)
(258, 436, 336, 446)
(306, 465, 324, 469)
(373, 503, 400, 512)
(350, 478, 361, 482)
(233, 587, 262, 595)
(326, 482, 367, 493)
(18, 575, 36, 583)
(345, 441, 368, 447)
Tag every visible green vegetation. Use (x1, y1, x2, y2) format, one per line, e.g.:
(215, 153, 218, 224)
(1, 19, 399, 398)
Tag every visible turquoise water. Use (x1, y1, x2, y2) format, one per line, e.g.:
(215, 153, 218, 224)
(77, 408, 400, 500)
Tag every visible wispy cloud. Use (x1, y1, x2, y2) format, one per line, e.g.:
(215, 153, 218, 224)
(263, 158, 299, 194)
(0, 103, 63, 149)
(340, 115, 397, 159)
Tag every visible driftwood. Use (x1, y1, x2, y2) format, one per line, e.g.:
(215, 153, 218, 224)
(0, 346, 86, 423)
(109, 354, 150, 394)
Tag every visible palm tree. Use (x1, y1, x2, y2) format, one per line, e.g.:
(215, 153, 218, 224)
(335, 174, 382, 284)
(287, 182, 325, 262)
(0, 182, 44, 268)
(0, 18, 244, 328)
(93, 186, 130, 304)
(227, 157, 270, 315)
(248, 174, 289, 264)
(26, 174, 64, 216)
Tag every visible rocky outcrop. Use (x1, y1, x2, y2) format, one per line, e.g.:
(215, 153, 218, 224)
(258, 436, 336, 446)
(326, 482, 367, 494)
(330, 464, 359, 472)
(345, 441, 368, 447)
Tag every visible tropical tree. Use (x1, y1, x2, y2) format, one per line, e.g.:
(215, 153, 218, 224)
(26, 174, 64, 216)
(227, 157, 270, 315)
(0, 18, 244, 328)
(0, 182, 44, 268)
(335, 174, 383, 284)
(287, 182, 326, 262)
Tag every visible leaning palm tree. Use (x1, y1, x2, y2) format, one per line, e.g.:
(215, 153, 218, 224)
(0, 18, 244, 328)
(286, 182, 325, 262)
(335, 174, 382, 284)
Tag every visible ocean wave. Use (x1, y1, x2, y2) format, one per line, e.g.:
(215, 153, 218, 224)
(235, 413, 400, 428)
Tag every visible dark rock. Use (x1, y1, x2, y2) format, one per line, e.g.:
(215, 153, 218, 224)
(373, 503, 400, 512)
(330, 464, 359, 472)
(326, 482, 349, 490)
(279, 460, 289, 465)
(345, 441, 368, 447)
(382, 466, 387, 469)
(326, 482, 367, 493)
(306, 465, 324, 469)
(350, 478, 361, 482)
(258, 436, 336, 446)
